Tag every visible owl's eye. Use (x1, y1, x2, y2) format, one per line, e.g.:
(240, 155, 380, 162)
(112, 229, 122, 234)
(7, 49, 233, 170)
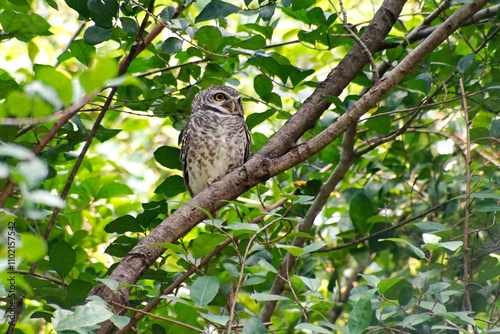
(214, 93, 226, 101)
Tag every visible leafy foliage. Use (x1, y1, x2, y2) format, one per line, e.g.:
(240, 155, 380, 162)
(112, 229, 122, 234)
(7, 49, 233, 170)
(0, 0, 499, 333)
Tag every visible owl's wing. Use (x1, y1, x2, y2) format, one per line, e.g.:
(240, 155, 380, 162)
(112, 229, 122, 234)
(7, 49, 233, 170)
(180, 124, 194, 196)
(243, 123, 252, 161)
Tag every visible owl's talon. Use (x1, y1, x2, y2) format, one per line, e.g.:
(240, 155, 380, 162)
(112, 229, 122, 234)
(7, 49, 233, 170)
(207, 177, 219, 186)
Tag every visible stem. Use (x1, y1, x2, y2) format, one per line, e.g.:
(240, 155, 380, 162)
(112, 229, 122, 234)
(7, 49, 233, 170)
(459, 78, 476, 333)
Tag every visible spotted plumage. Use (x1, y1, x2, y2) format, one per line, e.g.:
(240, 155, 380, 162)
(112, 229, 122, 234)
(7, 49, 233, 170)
(180, 85, 251, 197)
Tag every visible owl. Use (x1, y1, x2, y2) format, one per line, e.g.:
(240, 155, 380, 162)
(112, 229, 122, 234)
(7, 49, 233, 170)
(180, 86, 251, 197)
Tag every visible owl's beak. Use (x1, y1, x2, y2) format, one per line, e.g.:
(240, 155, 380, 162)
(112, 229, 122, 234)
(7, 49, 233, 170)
(222, 97, 243, 114)
(230, 98, 243, 114)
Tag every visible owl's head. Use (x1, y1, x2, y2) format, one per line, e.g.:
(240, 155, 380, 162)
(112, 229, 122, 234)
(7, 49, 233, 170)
(192, 85, 244, 116)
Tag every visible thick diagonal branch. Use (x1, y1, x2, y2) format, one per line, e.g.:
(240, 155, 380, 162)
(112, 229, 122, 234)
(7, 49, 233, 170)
(91, 0, 489, 332)
(89, 0, 405, 324)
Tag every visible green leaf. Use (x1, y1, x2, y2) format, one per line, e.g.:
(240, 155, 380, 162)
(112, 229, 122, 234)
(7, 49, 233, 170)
(0, 70, 20, 99)
(348, 290, 374, 334)
(254, 74, 273, 99)
(95, 126, 121, 143)
(195, 0, 240, 23)
(88, 0, 118, 29)
(360, 274, 380, 288)
(96, 182, 133, 199)
(105, 215, 144, 233)
(468, 191, 500, 200)
(83, 25, 113, 45)
(349, 192, 376, 234)
(295, 275, 321, 292)
(307, 7, 327, 26)
(190, 276, 220, 308)
(259, 4, 275, 21)
(110, 315, 129, 329)
(49, 241, 76, 278)
(23, 189, 65, 209)
(233, 35, 266, 50)
(0, 10, 52, 42)
(242, 317, 268, 334)
(490, 118, 500, 139)
(191, 233, 227, 258)
(243, 276, 266, 286)
(5, 91, 32, 117)
(275, 244, 303, 256)
(223, 263, 240, 276)
(34, 65, 73, 106)
(439, 241, 462, 252)
(258, 260, 277, 274)
(472, 203, 500, 212)
(65, 0, 91, 18)
(381, 238, 425, 259)
(457, 53, 475, 74)
(200, 313, 229, 326)
(17, 158, 48, 188)
(153, 242, 187, 255)
(105, 236, 138, 257)
(419, 300, 447, 314)
(422, 233, 441, 244)
(414, 221, 449, 233)
(65, 279, 94, 306)
(194, 26, 223, 53)
(400, 314, 432, 328)
(53, 298, 115, 332)
(247, 56, 288, 84)
(365, 114, 391, 135)
(159, 6, 176, 22)
(95, 278, 120, 291)
(80, 57, 118, 93)
(162, 37, 183, 54)
(246, 109, 276, 130)
(18, 234, 47, 263)
(154, 175, 186, 197)
(250, 292, 289, 301)
(292, 0, 315, 10)
(289, 66, 314, 87)
(301, 241, 326, 256)
(243, 23, 273, 39)
(378, 277, 413, 303)
(67, 40, 96, 66)
(223, 222, 260, 232)
(0, 125, 17, 142)
(295, 323, 332, 334)
(119, 17, 138, 35)
(0, 142, 35, 160)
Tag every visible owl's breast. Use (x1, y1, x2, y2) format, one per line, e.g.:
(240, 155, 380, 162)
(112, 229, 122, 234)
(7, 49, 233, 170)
(184, 117, 248, 196)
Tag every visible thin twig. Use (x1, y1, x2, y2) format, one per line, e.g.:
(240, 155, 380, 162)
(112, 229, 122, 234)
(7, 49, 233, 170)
(111, 302, 204, 332)
(227, 219, 279, 333)
(55, 21, 86, 67)
(28, 87, 118, 277)
(459, 78, 476, 334)
(318, 203, 445, 253)
(11, 270, 68, 286)
(335, 0, 380, 83)
(115, 238, 233, 333)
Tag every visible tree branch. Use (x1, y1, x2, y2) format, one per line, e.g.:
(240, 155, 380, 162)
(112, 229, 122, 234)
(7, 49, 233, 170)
(267, 0, 489, 176)
(259, 0, 406, 159)
(406, 4, 499, 45)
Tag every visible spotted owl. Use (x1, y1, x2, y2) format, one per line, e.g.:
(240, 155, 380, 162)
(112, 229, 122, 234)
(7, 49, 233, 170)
(180, 85, 251, 197)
